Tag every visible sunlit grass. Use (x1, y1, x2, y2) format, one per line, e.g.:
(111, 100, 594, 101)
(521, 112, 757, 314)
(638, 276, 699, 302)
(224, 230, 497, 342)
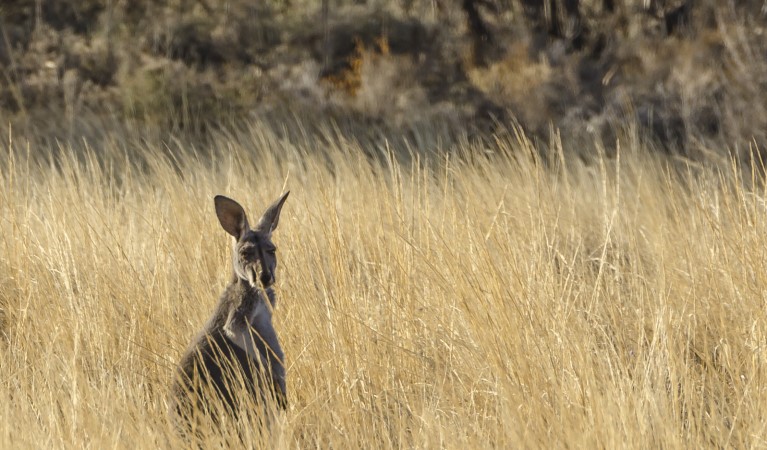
(1, 122, 766, 448)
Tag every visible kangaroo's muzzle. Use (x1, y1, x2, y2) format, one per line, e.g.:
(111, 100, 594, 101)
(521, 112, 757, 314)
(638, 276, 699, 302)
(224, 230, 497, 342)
(258, 246, 275, 287)
(260, 267, 274, 287)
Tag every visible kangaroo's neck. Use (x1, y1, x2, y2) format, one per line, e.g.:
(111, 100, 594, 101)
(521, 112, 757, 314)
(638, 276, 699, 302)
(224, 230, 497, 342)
(228, 272, 278, 308)
(220, 277, 272, 329)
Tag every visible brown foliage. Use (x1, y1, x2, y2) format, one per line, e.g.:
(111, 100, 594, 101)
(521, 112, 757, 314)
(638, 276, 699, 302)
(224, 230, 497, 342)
(1, 1, 767, 159)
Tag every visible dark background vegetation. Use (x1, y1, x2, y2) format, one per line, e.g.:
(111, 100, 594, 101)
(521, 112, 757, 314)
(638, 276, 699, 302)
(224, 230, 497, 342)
(1, 0, 766, 160)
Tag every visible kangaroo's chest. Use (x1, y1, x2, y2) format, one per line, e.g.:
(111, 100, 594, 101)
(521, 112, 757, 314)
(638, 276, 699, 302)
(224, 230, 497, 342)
(226, 301, 274, 365)
(244, 302, 272, 362)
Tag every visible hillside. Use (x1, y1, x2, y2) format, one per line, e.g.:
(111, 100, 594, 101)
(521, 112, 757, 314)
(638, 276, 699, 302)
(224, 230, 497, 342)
(2, 1, 766, 161)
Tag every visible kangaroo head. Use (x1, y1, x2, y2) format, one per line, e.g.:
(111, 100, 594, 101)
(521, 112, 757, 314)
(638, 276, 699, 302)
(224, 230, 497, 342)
(214, 192, 289, 289)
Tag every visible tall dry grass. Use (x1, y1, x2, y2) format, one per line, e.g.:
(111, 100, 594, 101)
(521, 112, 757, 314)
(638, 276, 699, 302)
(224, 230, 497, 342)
(1, 122, 767, 449)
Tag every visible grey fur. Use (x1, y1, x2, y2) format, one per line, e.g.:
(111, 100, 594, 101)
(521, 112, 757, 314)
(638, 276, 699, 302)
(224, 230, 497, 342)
(170, 192, 289, 431)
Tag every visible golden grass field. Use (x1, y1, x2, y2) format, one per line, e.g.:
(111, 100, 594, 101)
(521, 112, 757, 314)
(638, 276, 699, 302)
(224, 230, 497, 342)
(1, 122, 767, 448)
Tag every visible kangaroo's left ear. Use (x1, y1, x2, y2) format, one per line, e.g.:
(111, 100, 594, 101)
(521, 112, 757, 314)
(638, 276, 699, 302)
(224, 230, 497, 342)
(214, 195, 250, 238)
(255, 191, 289, 234)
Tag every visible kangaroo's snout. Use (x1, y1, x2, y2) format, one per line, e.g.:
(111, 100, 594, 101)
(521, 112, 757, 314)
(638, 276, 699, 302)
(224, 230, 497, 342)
(260, 267, 274, 287)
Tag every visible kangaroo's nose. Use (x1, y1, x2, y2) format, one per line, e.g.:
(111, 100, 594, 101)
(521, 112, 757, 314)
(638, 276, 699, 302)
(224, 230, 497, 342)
(260, 269, 274, 287)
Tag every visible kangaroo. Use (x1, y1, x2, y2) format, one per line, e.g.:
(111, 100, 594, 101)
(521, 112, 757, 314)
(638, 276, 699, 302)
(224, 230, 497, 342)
(171, 192, 289, 432)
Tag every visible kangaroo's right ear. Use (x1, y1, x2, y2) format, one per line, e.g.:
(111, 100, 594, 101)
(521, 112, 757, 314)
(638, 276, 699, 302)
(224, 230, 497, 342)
(214, 195, 249, 238)
(255, 191, 289, 234)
